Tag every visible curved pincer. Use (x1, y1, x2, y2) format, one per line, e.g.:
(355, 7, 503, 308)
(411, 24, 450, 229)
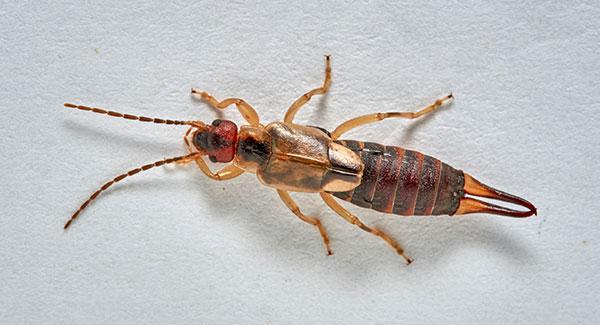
(455, 173, 537, 217)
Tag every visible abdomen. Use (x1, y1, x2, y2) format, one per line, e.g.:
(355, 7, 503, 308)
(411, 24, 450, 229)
(330, 140, 464, 216)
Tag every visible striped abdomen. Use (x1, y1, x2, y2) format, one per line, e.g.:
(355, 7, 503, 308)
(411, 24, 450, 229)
(331, 140, 465, 216)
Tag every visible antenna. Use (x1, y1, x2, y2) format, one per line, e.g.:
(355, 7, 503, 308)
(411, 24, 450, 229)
(64, 152, 200, 229)
(64, 103, 206, 128)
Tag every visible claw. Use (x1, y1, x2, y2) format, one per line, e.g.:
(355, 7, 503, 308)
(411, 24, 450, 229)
(456, 173, 537, 217)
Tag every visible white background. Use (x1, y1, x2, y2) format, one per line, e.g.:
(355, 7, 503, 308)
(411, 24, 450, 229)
(1, 1, 599, 324)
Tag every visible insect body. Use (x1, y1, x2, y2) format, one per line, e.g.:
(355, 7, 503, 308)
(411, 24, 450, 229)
(64, 56, 536, 264)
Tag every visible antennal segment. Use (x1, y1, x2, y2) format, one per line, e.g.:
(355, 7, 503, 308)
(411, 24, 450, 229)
(64, 152, 200, 230)
(64, 103, 204, 128)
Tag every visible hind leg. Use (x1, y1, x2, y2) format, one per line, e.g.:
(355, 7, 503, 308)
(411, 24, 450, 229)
(331, 93, 453, 140)
(320, 192, 413, 264)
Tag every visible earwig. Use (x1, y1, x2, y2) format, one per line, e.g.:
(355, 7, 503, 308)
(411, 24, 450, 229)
(63, 56, 536, 264)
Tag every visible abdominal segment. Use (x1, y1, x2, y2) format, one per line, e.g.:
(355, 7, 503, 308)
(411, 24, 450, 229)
(330, 140, 464, 216)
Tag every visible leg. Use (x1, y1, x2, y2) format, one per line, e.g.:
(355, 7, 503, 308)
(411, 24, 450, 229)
(193, 159, 244, 180)
(283, 55, 332, 123)
(320, 193, 413, 264)
(277, 190, 333, 255)
(191, 89, 260, 126)
(330, 93, 453, 140)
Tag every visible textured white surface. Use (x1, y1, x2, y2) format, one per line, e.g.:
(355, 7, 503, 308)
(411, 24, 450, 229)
(1, 1, 599, 324)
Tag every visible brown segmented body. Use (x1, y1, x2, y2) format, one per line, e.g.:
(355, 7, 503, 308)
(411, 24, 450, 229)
(331, 140, 464, 216)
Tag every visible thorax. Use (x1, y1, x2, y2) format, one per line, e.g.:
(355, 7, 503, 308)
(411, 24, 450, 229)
(235, 122, 364, 192)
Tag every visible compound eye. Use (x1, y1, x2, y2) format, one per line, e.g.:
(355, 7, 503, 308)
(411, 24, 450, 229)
(211, 119, 222, 126)
(194, 131, 209, 150)
(208, 155, 218, 163)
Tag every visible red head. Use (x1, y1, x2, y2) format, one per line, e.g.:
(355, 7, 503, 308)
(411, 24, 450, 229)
(192, 119, 238, 163)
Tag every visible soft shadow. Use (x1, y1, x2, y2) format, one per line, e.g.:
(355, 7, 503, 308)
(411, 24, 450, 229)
(322, 212, 537, 283)
(316, 90, 330, 112)
(191, 167, 536, 282)
(83, 166, 322, 263)
(185, 171, 330, 258)
(73, 165, 536, 284)
(398, 100, 454, 145)
(284, 88, 330, 125)
(190, 92, 225, 120)
(63, 120, 175, 152)
(306, 91, 331, 126)
(418, 216, 536, 263)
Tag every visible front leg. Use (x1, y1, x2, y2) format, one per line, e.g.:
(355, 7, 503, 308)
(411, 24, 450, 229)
(191, 89, 260, 126)
(194, 159, 244, 181)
